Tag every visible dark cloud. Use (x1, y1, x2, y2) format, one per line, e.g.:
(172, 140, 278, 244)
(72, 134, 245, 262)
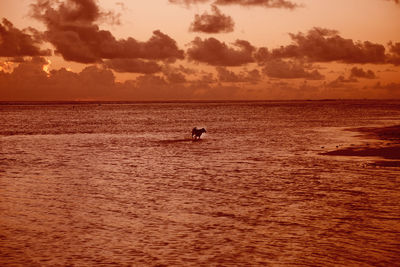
(190, 5, 234, 33)
(0, 18, 51, 57)
(187, 37, 255, 66)
(262, 59, 324, 80)
(169, 0, 299, 8)
(254, 47, 271, 63)
(165, 71, 187, 83)
(161, 66, 188, 83)
(389, 42, 400, 55)
(10, 57, 49, 79)
(31, 0, 184, 63)
(214, 0, 299, 9)
(77, 65, 116, 92)
(104, 59, 162, 74)
(176, 65, 198, 75)
(194, 72, 216, 84)
(388, 42, 400, 65)
(216, 67, 261, 83)
(263, 27, 387, 64)
(327, 75, 358, 88)
(350, 67, 376, 79)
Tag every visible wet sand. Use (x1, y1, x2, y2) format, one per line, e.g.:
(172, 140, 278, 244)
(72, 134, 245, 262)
(321, 125, 400, 166)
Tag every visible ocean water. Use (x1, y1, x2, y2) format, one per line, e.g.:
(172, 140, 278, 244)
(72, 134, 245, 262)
(0, 100, 399, 266)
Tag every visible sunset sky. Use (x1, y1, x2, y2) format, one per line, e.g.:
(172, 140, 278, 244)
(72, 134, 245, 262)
(0, 0, 399, 100)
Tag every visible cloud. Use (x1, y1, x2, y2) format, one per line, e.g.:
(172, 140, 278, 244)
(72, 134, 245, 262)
(214, 0, 299, 9)
(0, 57, 120, 100)
(193, 72, 217, 83)
(0, 61, 13, 73)
(9, 56, 49, 78)
(0, 18, 51, 57)
(374, 82, 400, 91)
(0, 57, 245, 101)
(104, 59, 162, 74)
(169, 0, 299, 9)
(190, 5, 234, 33)
(327, 75, 358, 88)
(121, 72, 239, 100)
(31, 0, 184, 63)
(175, 65, 198, 75)
(168, 0, 209, 6)
(0, 57, 165, 100)
(216, 66, 261, 83)
(265, 27, 386, 64)
(372, 81, 400, 98)
(350, 67, 376, 79)
(389, 42, 400, 55)
(2, 57, 398, 101)
(261, 80, 322, 100)
(388, 42, 400, 65)
(187, 37, 255, 66)
(165, 71, 187, 83)
(254, 47, 271, 62)
(262, 59, 324, 80)
(161, 66, 188, 83)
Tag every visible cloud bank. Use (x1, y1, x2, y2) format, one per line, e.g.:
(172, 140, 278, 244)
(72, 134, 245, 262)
(104, 59, 162, 74)
(0, 57, 245, 101)
(262, 59, 324, 80)
(257, 28, 387, 64)
(216, 67, 261, 83)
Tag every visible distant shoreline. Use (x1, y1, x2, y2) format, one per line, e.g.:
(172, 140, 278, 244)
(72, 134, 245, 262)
(321, 124, 400, 167)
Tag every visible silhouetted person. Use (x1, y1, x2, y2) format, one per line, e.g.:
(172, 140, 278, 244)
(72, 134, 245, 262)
(192, 127, 206, 140)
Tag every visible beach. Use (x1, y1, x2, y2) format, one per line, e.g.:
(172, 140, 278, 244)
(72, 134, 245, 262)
(321, 125, 400, 167)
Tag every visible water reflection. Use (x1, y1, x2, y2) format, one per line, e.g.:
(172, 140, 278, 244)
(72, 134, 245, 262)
(0, 101, 399, 266)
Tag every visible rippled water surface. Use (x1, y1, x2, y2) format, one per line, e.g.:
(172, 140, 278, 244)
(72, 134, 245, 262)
(1, 100, 400, 266)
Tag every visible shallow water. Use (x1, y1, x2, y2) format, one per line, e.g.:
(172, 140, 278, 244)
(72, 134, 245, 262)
(1, 100, 399, 266)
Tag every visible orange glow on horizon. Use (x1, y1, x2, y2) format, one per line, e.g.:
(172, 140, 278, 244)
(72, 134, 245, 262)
(42, 59, 51, 76)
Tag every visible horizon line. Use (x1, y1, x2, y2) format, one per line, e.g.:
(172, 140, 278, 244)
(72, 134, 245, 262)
(1, 98, 399, 105)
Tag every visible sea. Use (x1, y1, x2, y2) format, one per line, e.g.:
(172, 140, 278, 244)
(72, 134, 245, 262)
(0, 100, 399, 266)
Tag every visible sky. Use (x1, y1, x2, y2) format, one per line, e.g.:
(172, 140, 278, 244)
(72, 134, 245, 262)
(0, 0, 400, 101)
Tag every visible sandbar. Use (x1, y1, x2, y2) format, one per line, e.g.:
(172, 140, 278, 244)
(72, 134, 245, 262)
(320, 125, 400, 166)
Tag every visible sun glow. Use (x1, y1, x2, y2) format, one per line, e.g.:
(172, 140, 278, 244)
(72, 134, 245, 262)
(0, 61, 14, 73)
(42, 59, 51, 76)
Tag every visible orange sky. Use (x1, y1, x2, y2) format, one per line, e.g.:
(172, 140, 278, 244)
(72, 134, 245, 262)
(0, 0, 399, 101)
